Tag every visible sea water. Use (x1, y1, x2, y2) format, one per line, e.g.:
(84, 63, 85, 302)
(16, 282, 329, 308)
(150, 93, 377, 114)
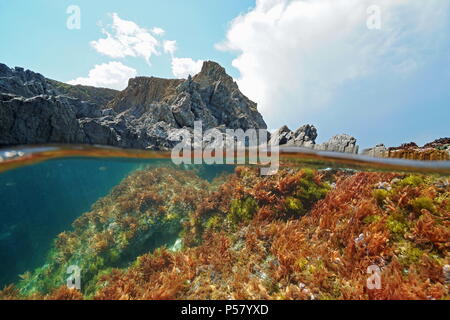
(0, 145, 448, 298)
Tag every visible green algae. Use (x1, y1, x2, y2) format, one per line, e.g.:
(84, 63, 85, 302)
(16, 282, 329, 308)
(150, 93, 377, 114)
(227, 198, 259, 226)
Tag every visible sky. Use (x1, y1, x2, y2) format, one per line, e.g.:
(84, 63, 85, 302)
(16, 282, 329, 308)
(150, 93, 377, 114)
(0, 0, 449, 150)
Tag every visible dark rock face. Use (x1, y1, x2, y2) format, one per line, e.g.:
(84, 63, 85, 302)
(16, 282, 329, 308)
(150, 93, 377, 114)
(0, 61, 267, 150)
(0, 64, 117, 105)
(106, 61, 267, 131)
(0, 65, 58, 98)
(270, 124, 359, 154)
(0, 94, 86, 145)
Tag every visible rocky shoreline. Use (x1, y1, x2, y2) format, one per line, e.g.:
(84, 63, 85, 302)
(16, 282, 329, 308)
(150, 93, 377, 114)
(363, 139, 450, 161)
(1, 61, 448, 159)
(269, 124, 359, 154)
(0, 61, 268, 150)
(0, 61, 362, 153)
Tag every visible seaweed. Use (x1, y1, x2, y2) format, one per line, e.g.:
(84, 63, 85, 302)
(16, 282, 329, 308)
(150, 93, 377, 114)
(1, 168, 448, 300)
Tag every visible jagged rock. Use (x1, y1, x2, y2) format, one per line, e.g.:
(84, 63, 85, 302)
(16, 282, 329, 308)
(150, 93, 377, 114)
(171, 92, 196, 128)
(315, 134, 359, 154)
(293, 124, 318, 147)
(269, 125, 294, 145)
(193, 62, 266, 131)
(0, 65, 57, 97)
(269, 124, 317, 147)
(270, 124, 358, 154)
(362, 144, 388, 158)
(0, 63, 117, 106)
(107, 77, 183, 113)
(0, 61, 267, 150)
(0, 94, 86, 145)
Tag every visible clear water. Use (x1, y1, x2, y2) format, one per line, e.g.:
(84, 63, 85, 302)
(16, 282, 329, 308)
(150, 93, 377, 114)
(0, 145, 449, 297)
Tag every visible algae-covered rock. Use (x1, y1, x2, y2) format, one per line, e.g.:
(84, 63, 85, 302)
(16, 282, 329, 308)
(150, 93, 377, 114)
(3, 168, 448, 301)
(17, 166, 210, 296)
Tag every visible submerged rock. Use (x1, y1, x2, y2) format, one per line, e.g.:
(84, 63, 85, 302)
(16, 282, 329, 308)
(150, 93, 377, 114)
(4, 167, 448, 300)
(15, 166, 210, 296)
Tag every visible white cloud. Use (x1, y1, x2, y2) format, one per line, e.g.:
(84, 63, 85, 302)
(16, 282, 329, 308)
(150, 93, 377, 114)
(218, 0, 450, 128)
(151, 27, 165, 36)
(163, 40, 177, 56)
(68, 61, 137, 90)
(89, 13, 205, 81)
(171, 57, 203, 78)
(91, 13, 163, 64)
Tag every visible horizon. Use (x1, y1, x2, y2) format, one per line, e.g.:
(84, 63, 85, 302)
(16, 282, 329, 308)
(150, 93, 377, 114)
(1, 0, 449, 150)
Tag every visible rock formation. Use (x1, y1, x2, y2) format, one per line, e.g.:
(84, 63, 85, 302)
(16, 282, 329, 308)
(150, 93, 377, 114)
(314, 134, 359, 154)
(270, 124, 359, 154)
(362, 139, 450, 161)
(0, 63, 117, 105)
(362, 144, 388, 158)
(0, 61, 267, 150)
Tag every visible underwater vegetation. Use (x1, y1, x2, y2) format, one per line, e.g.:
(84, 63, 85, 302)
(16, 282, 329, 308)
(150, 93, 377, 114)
(0, 165, 449, 300)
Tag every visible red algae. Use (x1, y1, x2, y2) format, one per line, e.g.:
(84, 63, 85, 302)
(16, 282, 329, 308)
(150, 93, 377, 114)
(1, 165, 449, 300)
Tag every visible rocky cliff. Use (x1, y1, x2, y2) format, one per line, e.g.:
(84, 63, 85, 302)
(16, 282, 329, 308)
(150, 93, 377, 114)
(106, 61, 266, 131)
(0, 63, 117, 105)
(0, 61, 267, 150)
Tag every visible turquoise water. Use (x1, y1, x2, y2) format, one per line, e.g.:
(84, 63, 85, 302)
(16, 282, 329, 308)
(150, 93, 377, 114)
(0, 158, 141, 287)
(0, 152, 236, 288)
(0, 145, 448, 292)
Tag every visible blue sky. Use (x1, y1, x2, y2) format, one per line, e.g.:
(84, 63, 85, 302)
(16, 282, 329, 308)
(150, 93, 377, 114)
(0, 0, 449, 150)
(0, 0, 251, 80)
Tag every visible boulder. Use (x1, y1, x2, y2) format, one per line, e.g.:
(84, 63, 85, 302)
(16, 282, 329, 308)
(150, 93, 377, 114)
(271, 124, 359, 154)
(315, 134, 359, 154)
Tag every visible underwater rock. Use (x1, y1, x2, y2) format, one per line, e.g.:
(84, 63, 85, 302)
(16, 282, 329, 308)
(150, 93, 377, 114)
(1, 167, 449, 300)
(14, 166, 210, 296)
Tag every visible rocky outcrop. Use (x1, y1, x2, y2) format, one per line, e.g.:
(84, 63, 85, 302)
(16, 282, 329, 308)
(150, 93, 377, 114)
(362, 144, 388, 158)
(315, 134, 359, 154)
(0, 61, 267, 150)
(270, 124, 359, 154)
(0, 63, 118, 106)
(0, 64, 58, 98)
(48, 80, 118, 107)
(107, 61, 266, 131)
(0, 94, 86, 145)
(363, 139, 450, 160)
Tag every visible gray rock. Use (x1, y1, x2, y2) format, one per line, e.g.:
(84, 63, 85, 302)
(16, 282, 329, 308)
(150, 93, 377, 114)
(269, 125, 294, 145)
(171, 92, 195, 127)
(0, 61, 267, 150)
(293, 124, 318, 147)
(270, 124, 318, 147)
(362, 144, 388, 157)
(0, 94, 86, 146)
(272, 124, 359, 154)
(315, 134, 359, 154)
